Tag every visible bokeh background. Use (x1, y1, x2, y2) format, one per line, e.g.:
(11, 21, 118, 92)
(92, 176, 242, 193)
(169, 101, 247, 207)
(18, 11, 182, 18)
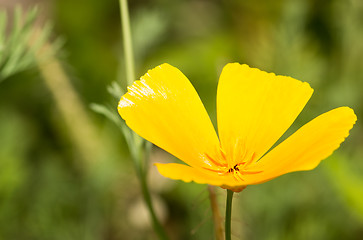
(0, 0, 362, 239)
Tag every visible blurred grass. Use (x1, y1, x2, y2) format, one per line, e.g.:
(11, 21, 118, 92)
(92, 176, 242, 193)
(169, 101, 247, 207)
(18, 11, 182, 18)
(0, 0, 362, 239)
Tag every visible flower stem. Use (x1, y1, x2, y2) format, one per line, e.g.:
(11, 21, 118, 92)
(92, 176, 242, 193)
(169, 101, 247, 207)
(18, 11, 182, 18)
(208, 186, 224, 240)
(139, 169, 169, 240)
(225, 189, 234, 240)
(118, 1, 169, 239)
(133, 146, 169, 240)
(119, 0, 135, 86)
(34, 41, 99, 170)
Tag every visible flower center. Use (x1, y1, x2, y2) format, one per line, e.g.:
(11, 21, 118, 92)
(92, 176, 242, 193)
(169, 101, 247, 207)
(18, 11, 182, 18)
(227, 164, 239, 173)
(204, 150, 262, 182)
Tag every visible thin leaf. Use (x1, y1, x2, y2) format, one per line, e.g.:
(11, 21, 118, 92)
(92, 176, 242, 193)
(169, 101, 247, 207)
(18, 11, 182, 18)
(89, 103, 132, 148)
(107, 81, 124, 99)
(0, 6, 62, 81)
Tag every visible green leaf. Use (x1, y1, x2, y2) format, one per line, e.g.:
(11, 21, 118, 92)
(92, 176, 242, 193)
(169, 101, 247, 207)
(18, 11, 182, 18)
(89, 103, 132, 149)
(107, 81, 124, 100)
(0, 6, 62, 81)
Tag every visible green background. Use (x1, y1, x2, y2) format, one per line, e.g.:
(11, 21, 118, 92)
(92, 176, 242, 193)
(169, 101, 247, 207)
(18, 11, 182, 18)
(0, 0, 362, 239)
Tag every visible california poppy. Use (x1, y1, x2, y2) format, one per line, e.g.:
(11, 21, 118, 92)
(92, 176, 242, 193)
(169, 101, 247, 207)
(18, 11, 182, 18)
(118, 63, 356, 192)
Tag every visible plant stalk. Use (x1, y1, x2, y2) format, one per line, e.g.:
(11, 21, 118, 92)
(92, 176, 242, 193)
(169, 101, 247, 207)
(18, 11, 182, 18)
(139, 163, 169, 240)
(225, 189, 234, 240)
(119, 0, 135, 86)
(119, 0, 168, 239)
(34, 40, 99, 169)
(208, 185, 224, 240)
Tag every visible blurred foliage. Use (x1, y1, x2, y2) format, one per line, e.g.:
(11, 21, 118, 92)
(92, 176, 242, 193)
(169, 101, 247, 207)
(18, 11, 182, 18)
(326, 153, 363, 223)
(0, 6, 62, 81)
(0, 0, 362, 239)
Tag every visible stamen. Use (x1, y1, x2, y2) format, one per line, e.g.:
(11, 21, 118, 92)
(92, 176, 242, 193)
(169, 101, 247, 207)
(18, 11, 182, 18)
(202, 148, 262, 182)
(219, 146, 227, 161)
(202, 166, 228, 173)
(205, 153, 225, 167)
(244, 152, 257, 166)
(233, 171, 245, 182)
(240, 169, 263, 175)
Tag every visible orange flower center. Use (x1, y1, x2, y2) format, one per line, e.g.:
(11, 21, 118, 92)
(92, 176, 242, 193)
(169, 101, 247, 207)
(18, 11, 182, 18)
(204, 148, 262, 182)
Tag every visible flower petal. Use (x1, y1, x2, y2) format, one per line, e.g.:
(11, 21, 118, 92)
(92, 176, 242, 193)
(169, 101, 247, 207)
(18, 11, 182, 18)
(217, 63, 314, 163)
(155, 163, 241, 187)
(245, 107, 357, 185)
(118, 64, 220, 169)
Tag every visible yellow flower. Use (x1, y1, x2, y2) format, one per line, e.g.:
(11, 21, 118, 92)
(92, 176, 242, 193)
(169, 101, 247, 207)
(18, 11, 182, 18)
(118, 63, 356, 192)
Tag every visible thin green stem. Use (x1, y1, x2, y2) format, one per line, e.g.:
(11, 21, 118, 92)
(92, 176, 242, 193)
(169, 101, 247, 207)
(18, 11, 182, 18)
(119, 1, 168, 239)
(225, 190, 234, 240)
(119, 0, 135, 86)
(139, 168, 169, 240)
(133, 145, 168, 240)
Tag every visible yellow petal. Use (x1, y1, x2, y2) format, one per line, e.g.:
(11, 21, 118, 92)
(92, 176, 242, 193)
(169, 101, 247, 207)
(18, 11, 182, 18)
(217, 63, 314, 164)
(246, 107, 357, 185)
(155, 163, 243, 189)
(118, 64, 220, 169)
